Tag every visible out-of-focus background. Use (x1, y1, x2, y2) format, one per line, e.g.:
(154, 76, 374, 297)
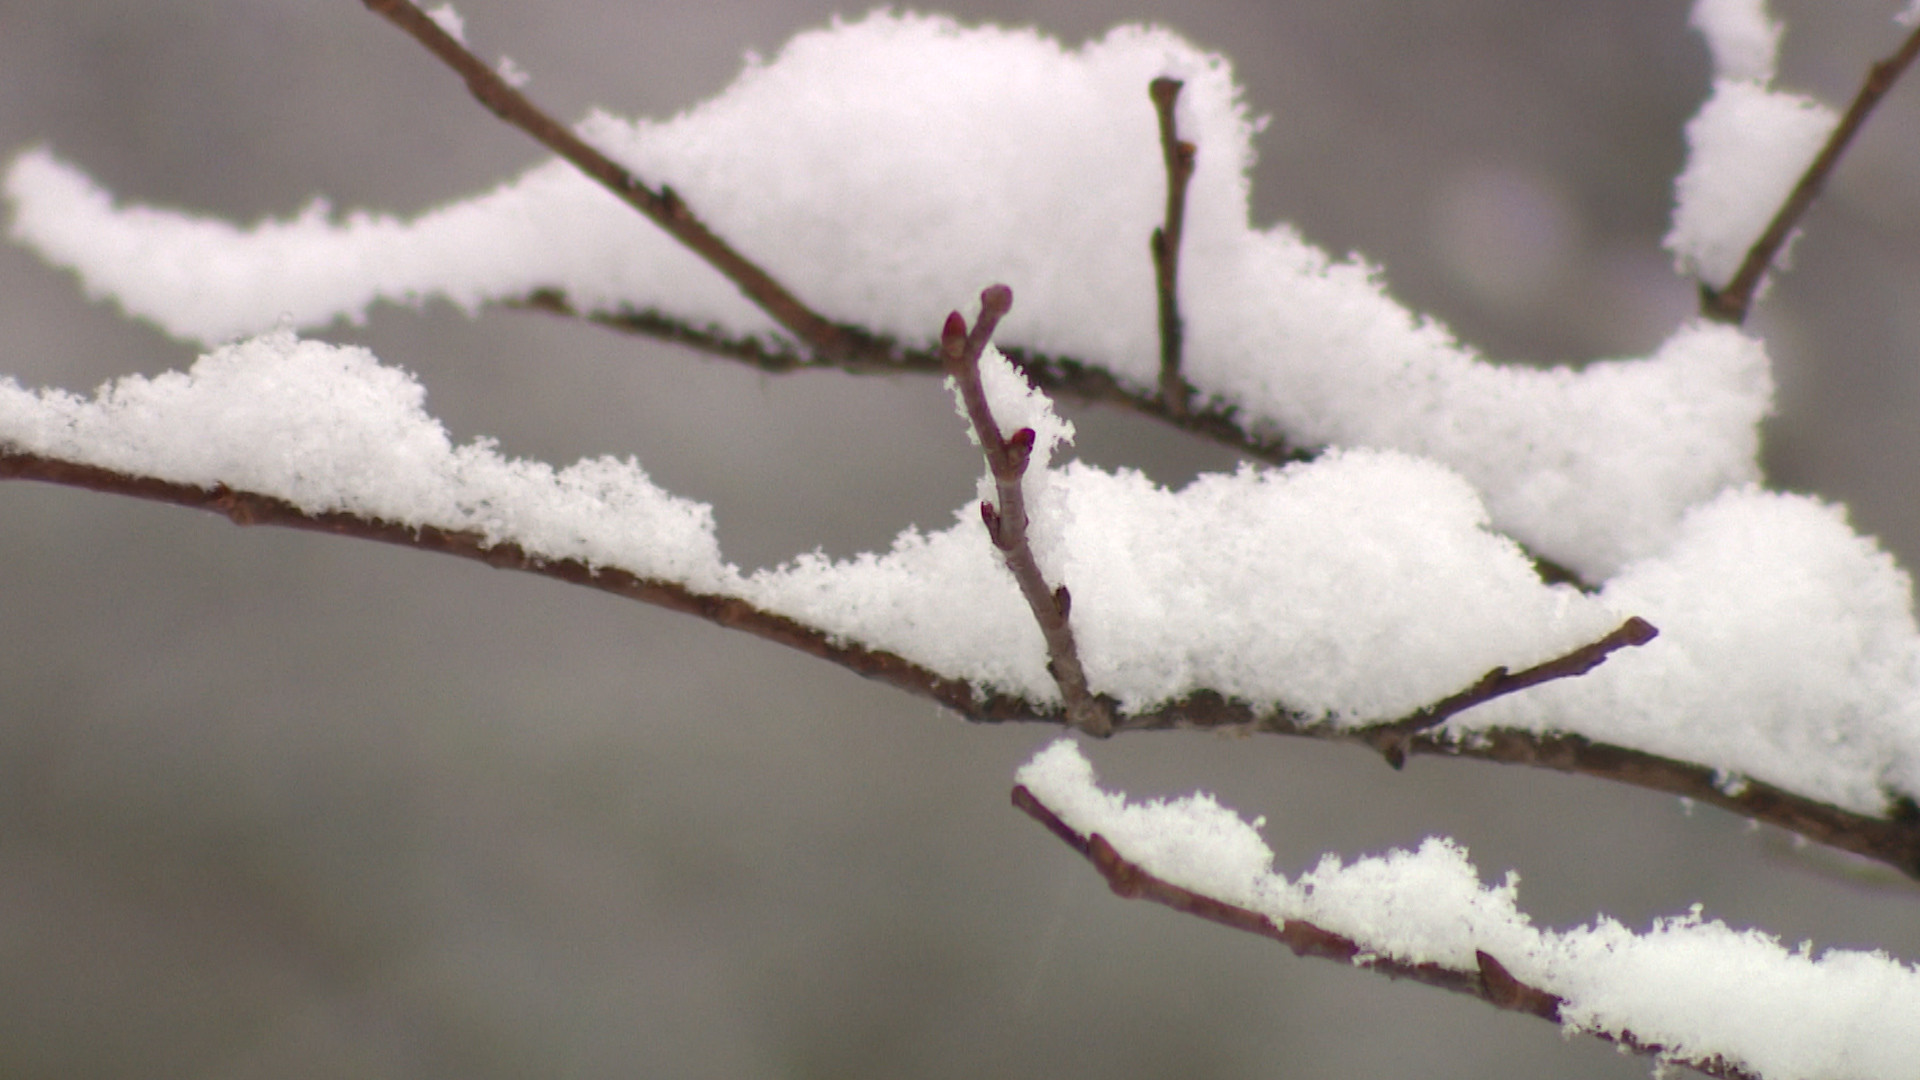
(3, 2, 1919, 1077)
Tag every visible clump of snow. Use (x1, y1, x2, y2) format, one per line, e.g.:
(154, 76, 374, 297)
(1466, 487, 1920, 815)
(1018, 739, 1920, 1080)
(496, 55, 531, 89)
(0, 329, 736, 592)
(1690, 0, 1781, 83)
(424, 3, 466, 45)
(4, 11, 1775, 580)
(1666, 83, 1834, 288)
(1667, 0, 1837, 288)
(751, 448, 1623, 717)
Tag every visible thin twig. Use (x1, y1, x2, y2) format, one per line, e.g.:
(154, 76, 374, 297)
(1148, 77, 1196, 415)
(5, 450, 1917, 877)
(1701, 21, 1920, 324)
(941, 286, 1116, 737)
(1011, 785, 1761, 1080)
(359, 0, 878, 363)
(1358, 615, 1659, 768)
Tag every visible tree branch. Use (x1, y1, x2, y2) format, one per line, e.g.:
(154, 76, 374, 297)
(1357, 615, 1658, 768)
(359, 0, 883, 364)
(1011, 784, 1761, 1080)
(6, 450, 1914, 877)
(1701, 21, 1920, 325)
(941, 285, 1116, 737)
(1148, 77, 1196, 416)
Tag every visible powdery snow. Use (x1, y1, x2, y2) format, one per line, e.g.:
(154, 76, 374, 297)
(6, 7, 1920, 1071)
(1017, 739, 1920, 1080)
(5, 10, 1776, 581)
(4, 9, 1920, 814)
(1666, 0, 1838, 288)
(0, 329, 737, 593)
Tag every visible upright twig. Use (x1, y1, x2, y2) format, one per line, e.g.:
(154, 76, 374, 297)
(360, 0, 876, 363)
(1702, 21, 1920, 324)
(942, 286, 1115, 737)
(1011, 784, 1760, 1080)
(1148, 77, 1196, 415)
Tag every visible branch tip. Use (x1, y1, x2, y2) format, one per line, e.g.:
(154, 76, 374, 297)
(980, 283, 1013, 317)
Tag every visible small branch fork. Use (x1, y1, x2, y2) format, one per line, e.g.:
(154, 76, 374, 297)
(4, 448, 1919, 876)
(1702, 20, 1920, 324)
(941, 286, 1116, 737)
(1358, 615, 1659, 768)
(1011, 784, 1761, 1080)
(1148, 77, 1196, 416)
(359, 0, 877, 364)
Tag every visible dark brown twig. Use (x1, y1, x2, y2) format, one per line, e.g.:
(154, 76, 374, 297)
(359, 0, 878, 363)
(941, 286, 1115, 737)
(1701, 21, 1920, 324)
(6, 450, 1918, 877)
(1011, 784, 1760, 1080)
(1359, 615, 1659, 768)
(1148, 77, 1196, 415)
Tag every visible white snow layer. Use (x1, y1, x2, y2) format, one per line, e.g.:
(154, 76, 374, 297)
(1690, 0, 1782, 83)
(0, 330, 736, 594)
(1, 326, 1917, 814)
(4, 10, 1780, 582)
(1018, 740, 1920, 1080)
(4, 11, 1920, 811)
(1667, 0, 1837, 288)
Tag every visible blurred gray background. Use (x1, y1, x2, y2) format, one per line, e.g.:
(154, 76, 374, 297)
(4, 1, 1919, 1077)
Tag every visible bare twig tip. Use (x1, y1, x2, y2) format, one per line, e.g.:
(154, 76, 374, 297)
(980, 283, 1014, 315)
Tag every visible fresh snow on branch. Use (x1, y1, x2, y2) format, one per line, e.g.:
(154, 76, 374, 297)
(4, 12, 1773, 582)
(1667, 0, 1838, 288)
(1018, 739, 1920, 1080)
(1, 327, 1917, 814)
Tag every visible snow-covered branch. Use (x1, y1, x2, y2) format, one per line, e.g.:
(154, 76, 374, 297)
(1016, 740, 1918, 1080)
(357, 0, 875, 365)
(8, 2, 1920, 1075)
(1698, 16, 1920, 323)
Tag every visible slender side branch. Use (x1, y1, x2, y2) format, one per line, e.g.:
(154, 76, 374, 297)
(942, 286, 1115, 737)
(1148, 77, 1197, 415)
(1702, 21, 1920, 324)
(359, 0, 878, 363)
(1011, 784, 1759, 1080)
(1358, 615, 1659, 768)
(6, 453, 1916, 876)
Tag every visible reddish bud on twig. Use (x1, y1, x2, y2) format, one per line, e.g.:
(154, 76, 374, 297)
(1005, 427, 1036, 476)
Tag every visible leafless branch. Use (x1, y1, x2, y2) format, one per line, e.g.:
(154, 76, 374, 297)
(942, 285, 1116, 737)
(1701, 21, 1920, 324)
(5, 448, 1915, 876)
(359, 0, 883, 364)
(1148, 77, 1196, 416)
(1357, 615, 1659, 767)
(1011, 783, 1761, 1080)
